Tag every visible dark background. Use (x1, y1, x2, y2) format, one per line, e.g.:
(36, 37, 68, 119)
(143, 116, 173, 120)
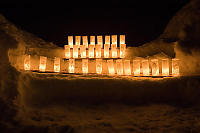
(0, 0, 189, 47)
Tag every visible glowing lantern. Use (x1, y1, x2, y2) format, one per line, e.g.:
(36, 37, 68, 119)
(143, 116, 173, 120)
(104, 44, 110, 58)
(141, 59, 149, 76)
(111, 44, 117, 58)
(89, 44, 95, 58)
(96, 44, 101, 58)
(116, 59, 123, 75)
(120, 35, 125, 44)
(90, 36, 95, 45)
(107, 59, 115, 75)
(97, 35, 103, 48)
(82, 36, 88, 48)
(80, 45, 86, 58)
(64, 45, 70, 58)
(73, 45, 79, 58)
(124, 60, 131, 75)
(68, 36, 73, 48)
(162, 59, 169, 76)
(75, 36, 81, 48)
(54, 57, 60, 72)
(96, 59, 102, 74)
(111, 35, 117, 47)
(69, 59, 75, 73)
(24, 55, 31, 70)
(151, 59, 159, 76)
(172, 58, 180, 76)
(82, 59, 88, 74)
(120, 44, 126, 58)
(105, 35, 110, 47)
(133, 60, 140, 76)
(39, 56, 47, 72)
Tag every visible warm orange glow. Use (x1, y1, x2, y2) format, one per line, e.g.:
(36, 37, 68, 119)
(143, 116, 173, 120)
(39, 56, 47, 72)
(68, 36, 73, 48)
(24, 55, 31, 70)
(89, 44, 95, 58)
(64, 45, 70, 58)
(96, 44, 101, 58)
(96, 59, 102, 74)
(75, 36, 81, 48)
(73, 45, 79, 58)
(172, 58, 180, 76)
(82, 59, 88, 74)
(82, 36, 88, 48)
(54, 57, 60, 72)
(111, 35, 117, 47)
(120, 35, 125, 44)
(162, 59, 169, 76)
(90, 36, 95, 45)
(97, 35, 103, 48)
(69, 59, 75, 73)
(120, 44, 126, 58)
(111, 44, 117, 58)
(142, 59, 149, 76)
(104, 44, 110, 58)
(151, 59, 159, 76)
(105, 35, 110, 47)
(107, 59, 115, 75)
(133, 60, 140, 76)
(80, 45, 86, 58)
(124, 60, 131, 75)
(116, 59, 123, 75)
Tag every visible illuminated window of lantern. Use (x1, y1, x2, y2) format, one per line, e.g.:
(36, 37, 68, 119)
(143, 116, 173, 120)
(107, 59, 115, 75)
(124, 60, 131, 75)
(90, 36, 95, 45)
(162, 58, 169, 76)
(97, 35, 103, 48)
(133, 60, 140, 76)
(104, 44, 110, 58)
(69, 59, 75, 73)
(105, 35, 110, 48)
(120, 44, 126, 58)
(111, 35, 117, 47)
(54, 57, 60, 72)
(82, 59, 88, 74)
(39, 56, 47, 72)
(80, 45, 86, 58)
(82, 36, 88, 48)
(24, 55, 31, 70)
(89, 44, 95, 58)
(96, 59, 102, 74)
(111, 44, 117, 58)
(75, 36, 81, 48)
(64, 45, 70, 58)
(151, 59, 159, 76)
(73, 45, 79, 58)
(172, 58, 180, 76)
(96, 44, 101, 58)
(142, 59, 149, 76)
(68, 36, 73, 48)
(116, 59, 123, 75)
(120, 35, 125, 44)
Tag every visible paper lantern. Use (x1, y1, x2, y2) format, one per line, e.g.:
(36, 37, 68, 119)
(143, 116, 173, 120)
(120, 44, 126, 58)
(172, 58, 180, 76)
(151, 59, 159, 76)
(116, 59, 123, 75)
(107, 59, 115, 75)
(105, 35, 110, 47)
(90, 36, 95, 45)
(24, 55, 30, 70)
(96, 44, 101, 58)
(69, 59, 75, 73)
(89, 44, 95, 58)
(68, 36, 73, 48)
(82, 36, 88, 48)
(64, 45, 70, 58)
(97, 35, 103, 48)
(162, 59, 169, 76)
(73, 45, 79, 58)
(104, 44, 110, 58)
(142, 59, 149, 76)
(124, 60, 131, 75)
(120, 35, 125, 44)
(133, 60, 140, 76)
(96, 59, 102, 74)
(111, 35, 117, 47)
(80, 45, 86, 58)
(82, 59, 88, 74)
(111, 44, 117, 58)
(54, 57, 60, 72)
(39, 56, 47, 72)
(75, 36, 81, 48)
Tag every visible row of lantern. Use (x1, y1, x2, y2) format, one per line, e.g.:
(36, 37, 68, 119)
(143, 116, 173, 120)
(24, 55, 180, 76)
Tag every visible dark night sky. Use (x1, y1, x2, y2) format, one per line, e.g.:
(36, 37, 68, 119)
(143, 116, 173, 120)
(0, 0, 189, 47)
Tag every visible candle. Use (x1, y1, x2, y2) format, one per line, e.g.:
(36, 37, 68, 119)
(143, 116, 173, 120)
(120, 44, 126, 58)
(105, 35, 110, 47)
(111, 44, 117, 58)
(111, 35, 117, 47)
(104, 44, 110, 58)
(75, 36, 81, 48)
(133, 59, 140, 76)
(172, 58, 180, 76)
(73, 45, 79, 58)
(107, 59, 115, 75)
(80, 45, 86, 58)
(120, 35, 125, 44)
(89, 44, 95, 58)
(162, 58, 169, 76)
(69, 59, 75, 73)
(64, 45, 70, 58)
(68, 36, 73, 48)
(124, 60, 131, 75)
(82, 36, 88, 48)
(39, 56, 47, 72)
(97, 35, 103, 48)
(82, 59, 88, 74)
(54, 57, 60, 72)
(151, 59, 159, 76)
(90, 36, 95, 45)
(142, 59, 149, 76)
(24, 55, 31, 70)
(96, 59, 103, 74)
(116, 59, 123, 75)
(96, 44, 101, 58)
